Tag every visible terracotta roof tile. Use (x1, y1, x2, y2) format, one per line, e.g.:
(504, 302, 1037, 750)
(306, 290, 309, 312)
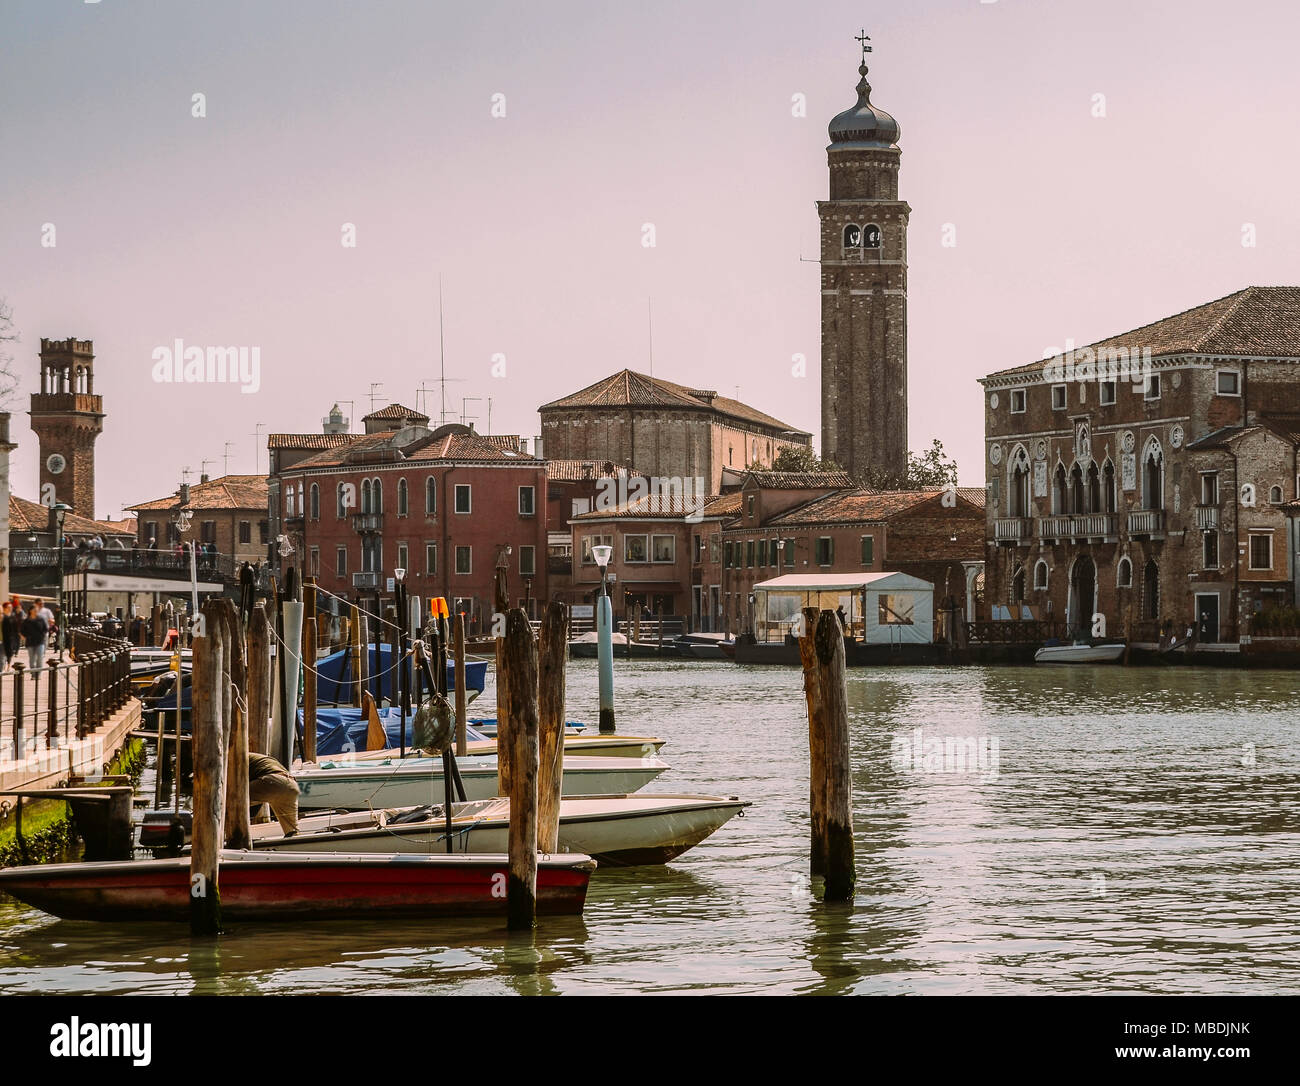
(9, 495, 133, 536)
(267, 433, 356, 450)
(546, 459, 647, 482)
(765, 488, 978, 526)
(540, 368, 811, 436)
(126, 474, 269, 513)
(744, 470, 854, 489)
(985, 287, 1300, 380)
(362, 402, 430, 422)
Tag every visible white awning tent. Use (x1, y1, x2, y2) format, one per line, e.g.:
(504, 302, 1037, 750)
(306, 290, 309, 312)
(751, 572, 934, 645)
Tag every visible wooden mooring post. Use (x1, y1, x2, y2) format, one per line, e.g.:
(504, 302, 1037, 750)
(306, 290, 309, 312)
(349, 602, 363, 708)
(247, 603, 272, 755)
(797, 606, 826, 877)
(798, 609, 855, 902)
(190, 604, 226, 935)
(303, 580, 318, 763)
(454, 611, 468, 758)
(500, 609, 539, 929)
(537, 601, 568, 853)
(220, 600, 250, 850)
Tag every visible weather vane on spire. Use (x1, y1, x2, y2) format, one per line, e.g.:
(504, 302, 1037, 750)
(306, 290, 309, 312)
(855, 28, 872, 66)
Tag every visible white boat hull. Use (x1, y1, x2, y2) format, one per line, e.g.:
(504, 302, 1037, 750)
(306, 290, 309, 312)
(1034, 643, 1126, 664)
(253, 793, 749, 866)
(293, 754, 670, 810)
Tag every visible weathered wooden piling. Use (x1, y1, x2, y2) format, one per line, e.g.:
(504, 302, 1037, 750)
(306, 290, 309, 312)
(453, 611, 468, 757)
(350, 602, 363, 707)
(537, 601, 568, 854)
(797, 605, 826, 877)
(303, 591, 318, 764)
(190, 613, 225, 935)
(219, 600, 250, 849)
(813, 609, 855, 902)
(247, 603, 272, 755)
(151, 603, 163, 647)
(500, 609, 539, 929)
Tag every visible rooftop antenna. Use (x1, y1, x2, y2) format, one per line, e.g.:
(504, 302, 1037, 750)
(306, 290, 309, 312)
(439, 276, 447, 426)
(200, 459, 214, 482)
(223, 441, 235, 476)
(181, 465, 194, 485)
(252, 423, 266, 473)
(338, 400, 355, 433)
(461, 396, 482, 428)
(487, 397, 493, 436)
(368, 382, 385, 413)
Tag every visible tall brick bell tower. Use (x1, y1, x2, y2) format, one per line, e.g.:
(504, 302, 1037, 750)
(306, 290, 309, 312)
(29, 338, 104, 520)
(819, 32, 909, 483)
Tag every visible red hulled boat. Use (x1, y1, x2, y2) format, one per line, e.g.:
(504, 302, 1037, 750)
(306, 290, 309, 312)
(0, 850, 595, 922)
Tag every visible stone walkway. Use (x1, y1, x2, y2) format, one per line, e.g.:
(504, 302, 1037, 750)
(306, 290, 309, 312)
(0, 653, 81, 767)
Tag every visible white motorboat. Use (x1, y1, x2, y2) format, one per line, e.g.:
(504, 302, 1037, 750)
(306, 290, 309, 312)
(293, 753, 670, 810)
(251, 792, 750, 866)
(1033, 643, 1126, 664)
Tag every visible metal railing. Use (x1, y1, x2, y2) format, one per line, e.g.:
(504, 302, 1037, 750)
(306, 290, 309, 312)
(964, 619, 1066, 645)
(0, 628, 133, 767)
(10, 546, 245, 583)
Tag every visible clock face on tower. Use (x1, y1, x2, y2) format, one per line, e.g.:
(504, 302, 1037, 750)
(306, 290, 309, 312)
(46, 453, 66, 475)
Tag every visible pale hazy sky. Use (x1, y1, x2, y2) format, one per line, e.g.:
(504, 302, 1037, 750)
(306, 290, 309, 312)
(2, 0, 1297, 519)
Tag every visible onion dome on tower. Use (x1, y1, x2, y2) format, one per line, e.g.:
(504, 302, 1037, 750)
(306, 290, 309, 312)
(827, 33, 900, 149)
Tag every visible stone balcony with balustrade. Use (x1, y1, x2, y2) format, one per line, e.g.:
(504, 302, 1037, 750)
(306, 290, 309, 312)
(1193, 505, 1219, 530)
(1038, 513, 1119, 542)
(1127, 509, 1166, 538)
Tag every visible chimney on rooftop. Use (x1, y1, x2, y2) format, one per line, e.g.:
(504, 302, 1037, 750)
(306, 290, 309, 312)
(179, 483, 190, 505)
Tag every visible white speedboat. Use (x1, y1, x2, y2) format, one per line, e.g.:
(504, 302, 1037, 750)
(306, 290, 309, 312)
(1034, 643, 1126, 664)
(293, 753, 670, 810)
(251, 792, 750, 866)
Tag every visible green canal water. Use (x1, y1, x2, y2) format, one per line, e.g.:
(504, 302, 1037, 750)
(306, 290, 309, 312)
(1, 660, 1297, 994)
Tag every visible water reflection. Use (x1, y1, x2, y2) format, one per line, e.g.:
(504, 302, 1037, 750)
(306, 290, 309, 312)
(2, 661, 1298, 994)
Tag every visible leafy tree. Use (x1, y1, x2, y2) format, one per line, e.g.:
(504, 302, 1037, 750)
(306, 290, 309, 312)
(859, 438, 959, 490)
(756, 446, 843, 473)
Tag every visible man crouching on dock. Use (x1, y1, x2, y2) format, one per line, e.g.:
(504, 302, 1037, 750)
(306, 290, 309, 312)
(248, 752, 299, 836)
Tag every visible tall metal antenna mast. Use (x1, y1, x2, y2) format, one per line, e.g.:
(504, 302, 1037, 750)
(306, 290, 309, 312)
(224, 441, 235, 476)
(439, 276, 447, 426)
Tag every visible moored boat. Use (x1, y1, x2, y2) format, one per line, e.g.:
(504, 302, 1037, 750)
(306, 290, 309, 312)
(1033, 642, 1126, 664)
(147, 793, 750, 866)
(0, 849, 595, 922)
(293, 753, 670, 809)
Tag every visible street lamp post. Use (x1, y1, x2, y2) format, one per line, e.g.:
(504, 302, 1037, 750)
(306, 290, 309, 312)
(592, 544, 615, 733)
(53, 503, 71, 656)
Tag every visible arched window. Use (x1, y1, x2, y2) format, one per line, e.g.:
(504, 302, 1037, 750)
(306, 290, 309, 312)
(843, 223, 863, 249)
(1008, 445, 1030, 518)
(372, 478, 383, 515)
(1033, 559, 1049, 590)
(285, 486, 295, 516)
(1117, 556, 1132, 588)
(1102, 459, 1117, 513)
(398, 478, 408, 516)
(862, 223, 882, 249)
(426, 477, 437, 515)
(1086, 462, 1100, 513)
(1143, 439, 1164, 511)
(337, 483, 348, 518)
(309, 483, 320, 520)
(1069, 463, 1085, 514)
(361, 479, 372, 514)
(1053, 463, 1068, 515)
(1270, 485, 1283, 503)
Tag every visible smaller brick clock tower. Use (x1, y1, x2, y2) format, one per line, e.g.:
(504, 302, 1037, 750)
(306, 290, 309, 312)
(28, 337, 104, 520)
